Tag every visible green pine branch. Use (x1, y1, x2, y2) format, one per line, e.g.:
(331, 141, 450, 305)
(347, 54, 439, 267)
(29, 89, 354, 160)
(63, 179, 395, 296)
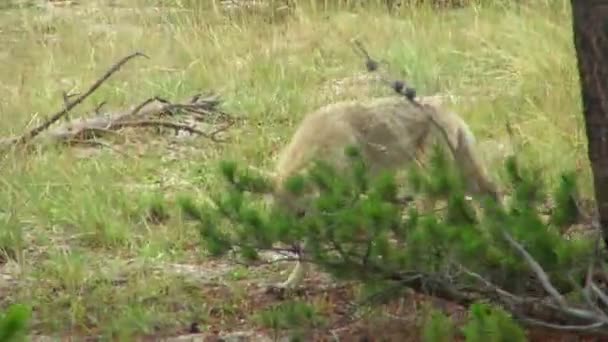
(179, 142, 599, 335)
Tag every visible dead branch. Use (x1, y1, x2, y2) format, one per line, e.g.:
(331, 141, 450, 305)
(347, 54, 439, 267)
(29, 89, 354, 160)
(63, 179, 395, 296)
(11, 52, 149, 147)
(108, 120, 209, 138)
(0, 52, 235, 154)
(1, 92, 233, 150)
(350, 39, 418, 104)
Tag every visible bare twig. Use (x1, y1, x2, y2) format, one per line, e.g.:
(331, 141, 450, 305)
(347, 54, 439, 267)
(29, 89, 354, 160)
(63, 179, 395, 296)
(108, 120, 209, 137)
(502, 232, 568, 308)
(350, 39, 418, 103)
(583, 262, 604, 317)
(518, 317, 605, 332)
(77, 127, 122, 140)
(459, 265, 520, 302)
(129, 97, 161, 117)
(93, 101, 107, 116)
(208, 119, 236, 142)
(62, 91, 80, 107)
(592, 283, 608, 309)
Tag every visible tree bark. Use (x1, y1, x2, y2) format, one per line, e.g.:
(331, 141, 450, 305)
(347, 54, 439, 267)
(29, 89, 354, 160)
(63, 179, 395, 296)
(571, 0, 608, 249)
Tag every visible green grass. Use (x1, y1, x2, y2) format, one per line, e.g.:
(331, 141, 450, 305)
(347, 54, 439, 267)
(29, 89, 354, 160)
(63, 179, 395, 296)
(0, 0, 590, 339)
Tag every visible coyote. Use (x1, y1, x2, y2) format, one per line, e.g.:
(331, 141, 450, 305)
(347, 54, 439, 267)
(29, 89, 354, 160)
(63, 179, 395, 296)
(266, 95, 502, 290)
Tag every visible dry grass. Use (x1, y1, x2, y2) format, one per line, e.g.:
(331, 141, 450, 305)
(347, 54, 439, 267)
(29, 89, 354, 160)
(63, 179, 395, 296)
(0, 0, 590, 339)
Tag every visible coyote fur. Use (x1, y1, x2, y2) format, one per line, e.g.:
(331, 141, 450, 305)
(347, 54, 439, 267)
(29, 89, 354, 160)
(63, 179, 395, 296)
(266, 95, 502, 290)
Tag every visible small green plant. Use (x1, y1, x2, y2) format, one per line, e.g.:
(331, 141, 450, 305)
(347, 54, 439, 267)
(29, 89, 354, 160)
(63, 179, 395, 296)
(422, 302, 529, 342)
(0, 304, 31, 342)
(422, 308, 455, 342)
(140, 192, 171, 225)
(0, 214, 23, 263)
(461, 303, 527, 342)
(256, 300, 326, 341)
(549, 171, 581, 230)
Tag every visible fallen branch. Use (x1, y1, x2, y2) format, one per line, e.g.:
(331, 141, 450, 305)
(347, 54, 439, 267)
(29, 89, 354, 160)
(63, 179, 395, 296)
(9, 52, 149, 147)
(0, 53, 235, 153)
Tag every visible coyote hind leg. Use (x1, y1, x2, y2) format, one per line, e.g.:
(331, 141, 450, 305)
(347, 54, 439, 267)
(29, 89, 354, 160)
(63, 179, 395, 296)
(268, 241, 310, 291)
(279, 258, 309, 289)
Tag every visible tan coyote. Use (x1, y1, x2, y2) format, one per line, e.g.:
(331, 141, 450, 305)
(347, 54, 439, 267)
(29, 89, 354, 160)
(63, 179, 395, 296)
(265, 94, 502, 290)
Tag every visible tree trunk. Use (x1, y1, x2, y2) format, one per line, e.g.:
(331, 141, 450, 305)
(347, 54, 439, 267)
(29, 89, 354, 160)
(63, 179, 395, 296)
(571, 0, 608, 249)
